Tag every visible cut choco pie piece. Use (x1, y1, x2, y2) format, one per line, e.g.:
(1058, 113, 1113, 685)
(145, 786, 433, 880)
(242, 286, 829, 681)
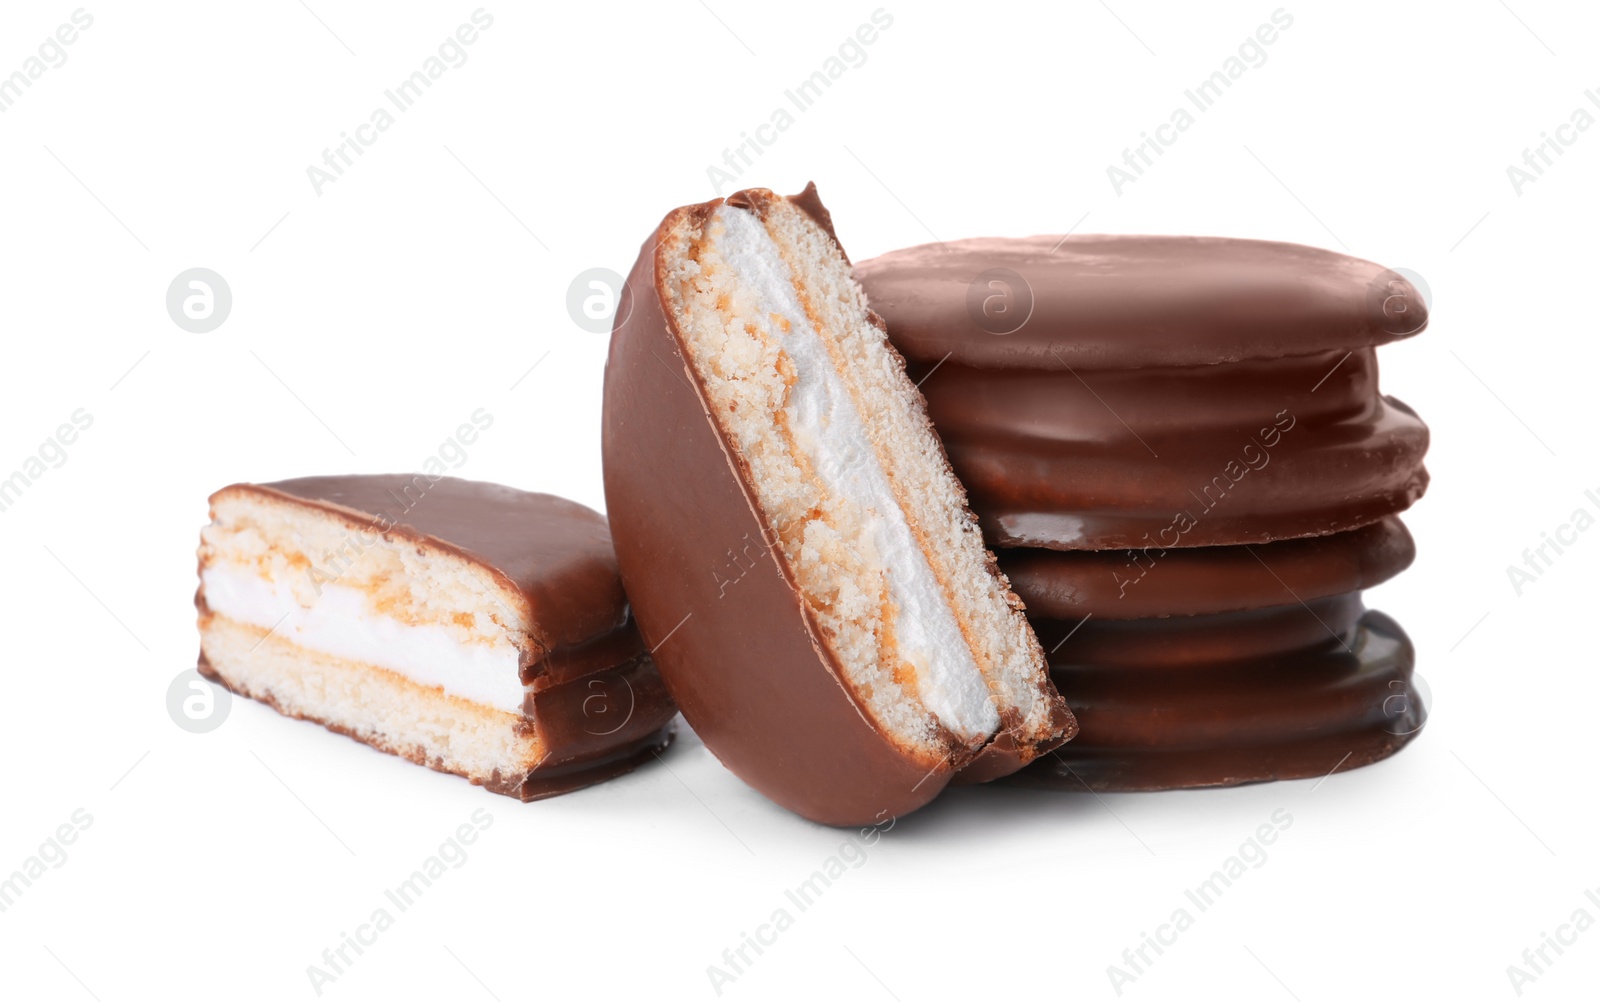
(196, 475, 676, 801)
(603, 184, 1074, 826)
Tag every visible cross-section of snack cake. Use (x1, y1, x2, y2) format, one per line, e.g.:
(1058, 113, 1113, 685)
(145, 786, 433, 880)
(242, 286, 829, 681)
(603, 184, 1075, 825)
(195, 474, 675, 800)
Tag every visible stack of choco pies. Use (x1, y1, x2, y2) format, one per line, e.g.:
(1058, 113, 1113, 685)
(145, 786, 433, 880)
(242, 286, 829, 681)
(856, 235, 1432, 791)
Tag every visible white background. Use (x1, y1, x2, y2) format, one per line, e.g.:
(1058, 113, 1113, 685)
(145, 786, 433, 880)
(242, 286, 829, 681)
(1, 1, 1595, 999)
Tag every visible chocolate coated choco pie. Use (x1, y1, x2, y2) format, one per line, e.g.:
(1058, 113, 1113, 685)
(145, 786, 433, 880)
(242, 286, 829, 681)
(855, 234, 1427, 370)
(1004, 515, 1415, 621)
(1011, 610, 1426, 792)
(602, 185, 1073, 826)
(856, 236, 1430, 550)
(1019, 520, 1413, 668)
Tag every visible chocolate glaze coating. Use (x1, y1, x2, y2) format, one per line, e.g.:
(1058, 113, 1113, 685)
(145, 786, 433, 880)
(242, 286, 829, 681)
(1008, 610, 1426, 791)
(197, 475, 677, 801)
(1006, 516, 1414, 620)
(856, 235, 1428, 370)
(1032, 593, 1369, 668)
(601, 185, 1069, 826)
(910, 348, 1429, 550)
(501, 652, 677, 800)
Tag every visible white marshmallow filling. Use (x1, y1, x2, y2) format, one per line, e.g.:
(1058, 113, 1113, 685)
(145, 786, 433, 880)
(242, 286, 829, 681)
(688, 205, 1000, 744)
(201, 563, 527, 716)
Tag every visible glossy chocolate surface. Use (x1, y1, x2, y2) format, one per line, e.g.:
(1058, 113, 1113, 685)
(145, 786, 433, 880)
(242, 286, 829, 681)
(1008, 610, 1425, 791)
(910, 348, 1428, 550)
(1032, 593, 1368, 668)
(1005, 516, 1414, 620)
(507, 652, 677, 801)
(856, 234, 1428, 370)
